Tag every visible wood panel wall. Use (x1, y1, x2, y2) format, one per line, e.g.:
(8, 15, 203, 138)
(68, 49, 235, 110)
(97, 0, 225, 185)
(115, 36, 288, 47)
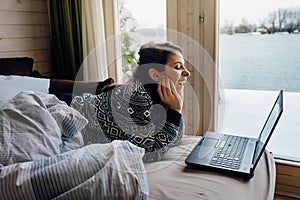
(275, 161, 300, 199)
(167, 0, 202, 136)
(167, 0, 217, 136)
(0, 0, 52, 76)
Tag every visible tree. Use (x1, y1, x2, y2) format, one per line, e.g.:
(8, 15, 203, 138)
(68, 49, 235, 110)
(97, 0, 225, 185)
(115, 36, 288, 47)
(266, 11, 278, 33)
(119, 0, 140, 82)
(216, 6, 300, 34)
(234, 18, 256, 33)
(277, 9, 288, 31)
(220, 19, 234, 34)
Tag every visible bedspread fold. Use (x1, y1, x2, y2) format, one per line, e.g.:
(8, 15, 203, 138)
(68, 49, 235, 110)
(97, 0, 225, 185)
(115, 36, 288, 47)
(0, 141, 149, 200)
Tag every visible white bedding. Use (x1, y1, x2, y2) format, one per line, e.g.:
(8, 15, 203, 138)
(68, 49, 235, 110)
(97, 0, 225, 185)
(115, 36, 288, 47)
(0, 91, 87, 165)
(0, 92, 149, 199)
(0, 141, 148, 200)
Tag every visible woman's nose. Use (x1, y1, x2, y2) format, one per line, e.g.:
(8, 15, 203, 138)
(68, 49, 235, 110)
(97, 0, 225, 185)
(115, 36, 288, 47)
(182, 67, 191, 77)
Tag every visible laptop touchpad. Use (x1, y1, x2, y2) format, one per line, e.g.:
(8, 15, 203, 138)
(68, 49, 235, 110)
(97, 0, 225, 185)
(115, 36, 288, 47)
(202, 137, 218, 147)
(198, 137, 219, 158)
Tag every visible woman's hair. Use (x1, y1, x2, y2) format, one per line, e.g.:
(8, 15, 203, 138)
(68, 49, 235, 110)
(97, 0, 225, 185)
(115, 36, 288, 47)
(131, 42, 183, 84)
(100, 42, 183, 92)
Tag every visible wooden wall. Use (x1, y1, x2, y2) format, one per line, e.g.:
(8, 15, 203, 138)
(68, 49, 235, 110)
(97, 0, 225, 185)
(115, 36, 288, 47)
(275, 161, 300, 199)
(167, 0, 217, 135)
(0, 0, 52, 76)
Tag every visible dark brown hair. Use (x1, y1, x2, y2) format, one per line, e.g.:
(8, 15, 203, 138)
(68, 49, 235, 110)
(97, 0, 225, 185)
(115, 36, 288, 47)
(100, 42, 184, 92)
(132, 42, 183, 84)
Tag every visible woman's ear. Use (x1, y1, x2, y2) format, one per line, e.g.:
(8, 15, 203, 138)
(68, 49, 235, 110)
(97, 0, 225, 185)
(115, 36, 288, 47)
(148, 68, 161, 82)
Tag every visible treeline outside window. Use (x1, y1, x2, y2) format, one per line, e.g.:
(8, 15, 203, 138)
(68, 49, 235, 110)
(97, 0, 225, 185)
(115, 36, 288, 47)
(220, 7, 300, 34)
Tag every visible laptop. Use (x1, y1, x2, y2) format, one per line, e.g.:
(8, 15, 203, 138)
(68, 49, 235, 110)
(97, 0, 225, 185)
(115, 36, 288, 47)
(185, 90, 283, 179)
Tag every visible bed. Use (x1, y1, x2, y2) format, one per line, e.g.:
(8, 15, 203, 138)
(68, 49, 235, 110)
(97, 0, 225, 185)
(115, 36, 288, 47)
(0, 58, 276, 200)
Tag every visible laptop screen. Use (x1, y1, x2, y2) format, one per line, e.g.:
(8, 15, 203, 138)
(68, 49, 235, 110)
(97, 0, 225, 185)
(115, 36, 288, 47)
(252, 90, 283, 166)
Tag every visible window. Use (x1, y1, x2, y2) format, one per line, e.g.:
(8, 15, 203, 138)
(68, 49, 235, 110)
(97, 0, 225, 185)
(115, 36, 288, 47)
(218, 0, 300, 163)
(218, 0, 300, 197)
(117, 0, 166, 82)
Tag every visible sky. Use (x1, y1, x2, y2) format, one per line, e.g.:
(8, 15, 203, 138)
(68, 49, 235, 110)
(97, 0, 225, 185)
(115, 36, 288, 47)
(124, 0, 300, 28)
(220, 0, 300, 25)
(125, 0, 166, 29)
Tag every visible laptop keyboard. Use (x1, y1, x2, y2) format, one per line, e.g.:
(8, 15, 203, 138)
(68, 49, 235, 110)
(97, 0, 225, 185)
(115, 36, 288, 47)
(210, 135, 249, 169)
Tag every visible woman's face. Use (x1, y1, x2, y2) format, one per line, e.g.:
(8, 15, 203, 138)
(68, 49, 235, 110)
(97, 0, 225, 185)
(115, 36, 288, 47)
(164, 53, 190, 97)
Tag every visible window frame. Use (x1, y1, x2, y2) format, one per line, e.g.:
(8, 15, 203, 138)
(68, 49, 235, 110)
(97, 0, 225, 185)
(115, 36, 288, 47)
(166, 0, 218, 136)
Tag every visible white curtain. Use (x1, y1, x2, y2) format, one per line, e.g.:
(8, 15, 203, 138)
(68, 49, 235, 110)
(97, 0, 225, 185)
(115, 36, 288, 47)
(82, 0, 108, 81)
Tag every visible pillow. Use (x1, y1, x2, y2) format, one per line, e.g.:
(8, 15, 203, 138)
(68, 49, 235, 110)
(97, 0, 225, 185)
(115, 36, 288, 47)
(49, 77, 115, 95)
(0, 75, 50, 107)
(0, 57, 34, 76)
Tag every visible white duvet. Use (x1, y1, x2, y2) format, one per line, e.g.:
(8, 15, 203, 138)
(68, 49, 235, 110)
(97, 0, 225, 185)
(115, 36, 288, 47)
(0, 92, 149, 199)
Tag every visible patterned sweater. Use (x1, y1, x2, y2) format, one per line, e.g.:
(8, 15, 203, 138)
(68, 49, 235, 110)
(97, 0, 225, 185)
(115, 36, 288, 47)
(71, 81, 184, 162)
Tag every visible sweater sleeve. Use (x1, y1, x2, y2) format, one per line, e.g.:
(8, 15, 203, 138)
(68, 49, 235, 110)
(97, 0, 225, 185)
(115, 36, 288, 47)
(93, 84, 185, 162)
(128, 107, 184, 162)
(166, 108, 182, 127)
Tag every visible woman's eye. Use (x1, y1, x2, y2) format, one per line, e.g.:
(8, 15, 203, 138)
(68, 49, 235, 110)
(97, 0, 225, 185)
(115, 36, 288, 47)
(174, 65, 181, 69)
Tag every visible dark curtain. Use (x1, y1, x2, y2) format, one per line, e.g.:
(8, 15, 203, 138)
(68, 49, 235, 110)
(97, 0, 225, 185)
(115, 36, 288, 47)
(49, 0, 83, 80)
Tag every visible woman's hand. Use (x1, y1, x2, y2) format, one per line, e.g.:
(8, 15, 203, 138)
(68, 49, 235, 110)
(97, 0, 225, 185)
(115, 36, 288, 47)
(157, 75, 183, 113)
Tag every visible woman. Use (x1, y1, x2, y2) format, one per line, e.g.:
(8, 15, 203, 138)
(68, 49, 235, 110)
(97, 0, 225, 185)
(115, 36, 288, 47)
(71, 42, 190, 162)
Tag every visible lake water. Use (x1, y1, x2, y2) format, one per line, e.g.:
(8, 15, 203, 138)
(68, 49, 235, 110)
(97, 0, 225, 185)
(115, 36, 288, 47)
(219, 33, 300, 92)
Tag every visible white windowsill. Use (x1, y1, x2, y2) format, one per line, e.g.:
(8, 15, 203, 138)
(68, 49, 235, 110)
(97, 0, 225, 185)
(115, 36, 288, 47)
(217, 89, 300, 163)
